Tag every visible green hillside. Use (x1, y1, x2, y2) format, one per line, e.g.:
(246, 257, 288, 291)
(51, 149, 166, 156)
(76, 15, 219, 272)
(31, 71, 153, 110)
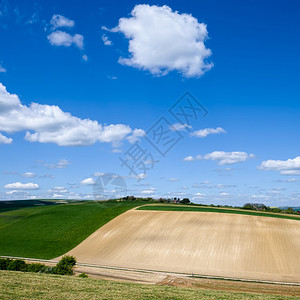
(0, 200, 143, 259)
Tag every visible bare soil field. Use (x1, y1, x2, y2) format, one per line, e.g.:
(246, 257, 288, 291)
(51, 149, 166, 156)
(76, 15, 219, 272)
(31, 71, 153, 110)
(64, 209, 300, 284)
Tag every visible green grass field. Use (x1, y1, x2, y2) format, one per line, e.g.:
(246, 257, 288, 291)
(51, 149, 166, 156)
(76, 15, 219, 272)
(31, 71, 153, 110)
(0, 200, 143, 259)
(137, 205, 300, 221)
(0, 270, 298, 300)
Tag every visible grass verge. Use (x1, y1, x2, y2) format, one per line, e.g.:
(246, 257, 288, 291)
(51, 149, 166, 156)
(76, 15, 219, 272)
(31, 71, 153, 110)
(0, 270, 298, 300)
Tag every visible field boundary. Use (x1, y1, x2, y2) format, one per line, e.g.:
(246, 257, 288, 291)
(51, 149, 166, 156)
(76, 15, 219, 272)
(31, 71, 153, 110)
(2, 255, 300, 287)
(136, 204, 300, 221)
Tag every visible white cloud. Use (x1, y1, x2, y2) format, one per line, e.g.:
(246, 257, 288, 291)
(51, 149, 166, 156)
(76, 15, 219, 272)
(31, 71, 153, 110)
(259, 157, 300, 175)
(4, 182, 39, 190)
(190, 127, 226, 138)
(0, 65, 6, 73)
(48, 186, 68, 193)
(183, 155, 202, 162)
(127, 128, 145, 144)
(194, 192, 206, 196)
(80, 177, 95, 185)
(50, 14, 75, 30)
(82, 54, 88, 61)
(44, 159, 70, 169)
(6, 190, 18, 195)
(0, 133, 12, 144)
(0, 83, 142, 147)
(170, 123, 192, 131)
(47, 31, 84, 49)
(183, 155, 194, 162)
(22, 172, 36, 178)
(219, 192, 230, 196)
(101, 34, 112, 46)
(140, 188, 155, 195)
(203, 151, 254, 165)
(113, 4, 213, 78)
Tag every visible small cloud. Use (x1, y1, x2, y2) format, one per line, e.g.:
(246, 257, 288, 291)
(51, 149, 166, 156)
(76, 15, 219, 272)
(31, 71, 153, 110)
(101, 34, 112, 46)
(80, 177, 95, 185)
(127, 129, 145, 144)
(202, 151, 254, 165)
(47, 31, 84, 49)
(0, 133, 12, 144)
(219, 192, 230, 196)
(82, 54, 88, 61)
(190, 127, 226, 138)
(183, 155, 202, 162)
(4, 182, 39, 190)
(44, 159, 70, 169)
(170, 123, 192, 131)
(50, 14, 75, 30)
(258, 157, 300, 175)
(22, 172, 36, 178)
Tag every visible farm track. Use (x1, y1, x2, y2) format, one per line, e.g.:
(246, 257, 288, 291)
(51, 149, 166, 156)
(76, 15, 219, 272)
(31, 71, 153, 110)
(2, 255, 300, 297)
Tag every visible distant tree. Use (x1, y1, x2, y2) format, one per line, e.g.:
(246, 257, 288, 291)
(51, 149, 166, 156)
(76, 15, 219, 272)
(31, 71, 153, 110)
(180, 198, 190, 204)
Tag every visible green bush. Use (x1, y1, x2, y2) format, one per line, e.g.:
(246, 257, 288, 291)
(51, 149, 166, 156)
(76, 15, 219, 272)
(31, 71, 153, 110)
(0, 258, 11, 270)
(27, 263, 45, 273)
(78, 273, 88, 278)
(54, 256, 76, 275)
(7, 259, 27, 272)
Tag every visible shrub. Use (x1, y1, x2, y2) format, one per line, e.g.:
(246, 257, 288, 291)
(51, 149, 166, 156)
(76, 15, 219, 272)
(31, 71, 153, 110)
(7, 259, 27, 272)
(27, 263, 45, 273)
(54, 256, 76, 275)
(0, 258, 11, 270)
(78, 273, 88, 278)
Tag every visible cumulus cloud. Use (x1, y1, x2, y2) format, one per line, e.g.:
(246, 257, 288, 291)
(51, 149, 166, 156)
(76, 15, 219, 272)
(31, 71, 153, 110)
(127, 128, 145, 144)
(112, 4, 213, 77)
(203, 151, 255, 165)
(190, 127, 226, 138)
(185, 151, 254, 165)
(4, 182, 39, 190)
(50, 14, 75, 30)
(80, 177, 95, 185)
(0, 133, 12, 144)
(0, 83, 142, 147)
(101, 34, 112, 46)
(47, 30, 84, 49)
(258, 157, 300, 175)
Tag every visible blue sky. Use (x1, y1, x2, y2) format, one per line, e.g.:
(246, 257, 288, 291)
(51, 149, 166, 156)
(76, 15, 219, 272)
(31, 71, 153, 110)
(0, 0, 299, 206)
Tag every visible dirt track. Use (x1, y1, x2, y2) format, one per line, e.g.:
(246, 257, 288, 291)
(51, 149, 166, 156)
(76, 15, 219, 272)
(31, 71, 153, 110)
(64, 209, 300, 283)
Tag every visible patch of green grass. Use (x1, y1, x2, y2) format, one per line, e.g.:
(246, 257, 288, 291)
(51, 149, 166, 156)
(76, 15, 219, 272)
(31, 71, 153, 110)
(0, 200, 143, 259)
(137, 205, 300, 221)
(0, 270, 297, 300)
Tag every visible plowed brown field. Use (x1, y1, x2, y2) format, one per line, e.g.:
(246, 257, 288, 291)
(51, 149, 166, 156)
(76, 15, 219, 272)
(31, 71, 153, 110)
(64, 209, 300, 283)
